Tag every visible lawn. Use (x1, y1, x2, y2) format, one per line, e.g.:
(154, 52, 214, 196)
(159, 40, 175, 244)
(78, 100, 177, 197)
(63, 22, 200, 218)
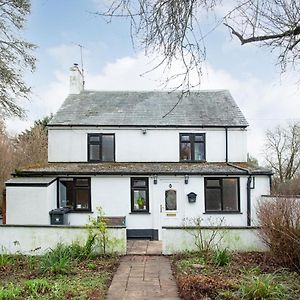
(171, 250, 300, 300)
(0, 246, 119, 300)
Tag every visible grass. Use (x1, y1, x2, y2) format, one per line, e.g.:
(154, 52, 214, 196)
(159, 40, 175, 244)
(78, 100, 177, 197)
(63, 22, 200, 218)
(172, 251, 300, 300)
(0, 243, 119, 300)
(239, 274, 286, 299)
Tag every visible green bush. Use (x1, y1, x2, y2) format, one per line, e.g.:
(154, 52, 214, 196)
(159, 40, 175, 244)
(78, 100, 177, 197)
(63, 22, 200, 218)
(0, 283, 21, 300)
(239, 274, 286, 299)
(240, 266, 261, 276)
(24, 278, 50, 296)
(0, 254, 13, 267)
(213, 248, 231, 267)
(87, 262, 97, 270)
(39, 244, 73, 274)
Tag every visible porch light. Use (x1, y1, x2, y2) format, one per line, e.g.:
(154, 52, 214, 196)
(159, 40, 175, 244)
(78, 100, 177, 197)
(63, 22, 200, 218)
(153, 175, 158, 184)
(184, 174, 189, 184)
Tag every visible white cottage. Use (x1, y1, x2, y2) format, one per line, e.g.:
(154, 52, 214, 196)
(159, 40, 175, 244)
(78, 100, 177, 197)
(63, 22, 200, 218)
(5, 65, 271, 242)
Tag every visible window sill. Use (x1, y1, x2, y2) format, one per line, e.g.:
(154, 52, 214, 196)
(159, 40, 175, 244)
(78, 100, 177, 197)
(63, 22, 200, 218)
(130, 211, 150, 214)
(203, 211, 242, 215)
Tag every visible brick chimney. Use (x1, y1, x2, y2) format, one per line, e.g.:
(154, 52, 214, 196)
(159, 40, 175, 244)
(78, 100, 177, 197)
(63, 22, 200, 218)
(69, 63, 84, 94)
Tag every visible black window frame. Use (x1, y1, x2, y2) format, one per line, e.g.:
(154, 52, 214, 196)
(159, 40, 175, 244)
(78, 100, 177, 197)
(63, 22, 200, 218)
(179, 133, 206, 162)
(87, 133, 115, 162)
(57, 177, 91, 212)
(204, 177, 240, 213)
(130, 177, 149, 213)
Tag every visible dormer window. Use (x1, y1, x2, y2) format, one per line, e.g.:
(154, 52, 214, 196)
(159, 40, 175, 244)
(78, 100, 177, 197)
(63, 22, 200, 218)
(180, 133, 205, 161)
(88, 133, 115, 162)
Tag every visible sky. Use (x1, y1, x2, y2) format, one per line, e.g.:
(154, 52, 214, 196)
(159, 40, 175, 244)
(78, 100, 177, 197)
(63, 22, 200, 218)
(5, 0, 300, 164)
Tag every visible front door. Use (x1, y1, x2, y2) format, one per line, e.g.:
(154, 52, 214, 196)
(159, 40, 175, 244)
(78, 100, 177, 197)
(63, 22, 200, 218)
(157, 180, 184, 238)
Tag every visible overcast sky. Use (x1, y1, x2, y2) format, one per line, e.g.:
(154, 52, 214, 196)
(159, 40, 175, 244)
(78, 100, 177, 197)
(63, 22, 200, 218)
(6, 0, 300, 164)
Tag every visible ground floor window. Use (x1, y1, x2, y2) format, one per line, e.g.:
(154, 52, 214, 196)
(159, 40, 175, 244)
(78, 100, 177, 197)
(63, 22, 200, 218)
(131, 177, 149, 212)
(58, 178, 91, 211)
(204, 177, 240, 212)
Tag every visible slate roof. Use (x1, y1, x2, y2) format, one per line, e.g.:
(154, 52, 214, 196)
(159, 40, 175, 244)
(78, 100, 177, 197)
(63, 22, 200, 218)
(49, 90, 248, 127)
(15, 162, 271, 176)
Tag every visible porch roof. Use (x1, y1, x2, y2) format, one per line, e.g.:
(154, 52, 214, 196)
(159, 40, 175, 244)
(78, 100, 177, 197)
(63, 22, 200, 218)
(6, 177, 56, 186)
(15, 162, 272, 176)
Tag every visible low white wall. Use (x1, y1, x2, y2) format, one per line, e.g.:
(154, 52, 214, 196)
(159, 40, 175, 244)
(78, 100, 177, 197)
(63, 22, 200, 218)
(162, 227, 267, 254)
(0, 225, 126, 255)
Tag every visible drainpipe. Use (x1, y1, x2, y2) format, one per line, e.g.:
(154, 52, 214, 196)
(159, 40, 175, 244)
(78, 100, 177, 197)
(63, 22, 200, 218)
(225, 127, 228, 163)
(246, 175, 252, 226)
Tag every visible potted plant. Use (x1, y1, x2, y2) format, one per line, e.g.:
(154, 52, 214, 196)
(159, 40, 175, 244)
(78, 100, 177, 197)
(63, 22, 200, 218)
(137, 195, 145, 209)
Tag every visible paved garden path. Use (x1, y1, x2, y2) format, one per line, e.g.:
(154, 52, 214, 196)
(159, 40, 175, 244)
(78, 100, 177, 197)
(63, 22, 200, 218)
(106, 255, 179, 300)
(106, 241, 179, 300)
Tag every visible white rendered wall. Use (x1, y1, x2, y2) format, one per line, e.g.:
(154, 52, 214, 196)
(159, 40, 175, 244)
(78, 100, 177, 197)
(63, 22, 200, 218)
(64, 175, 269, 235)
(228, 129, 248, 162)
(0, 225, 126, 255)
(6, 182, 57, 225)
(6, 175, 270, 236)
(65, 176, 154, 229)
(48, 127, 247, 163)
(162, 228, 267, 254)
(48, 129, 87, 162)
(155, 176, 251, 228)
(251, 175, 271, 225)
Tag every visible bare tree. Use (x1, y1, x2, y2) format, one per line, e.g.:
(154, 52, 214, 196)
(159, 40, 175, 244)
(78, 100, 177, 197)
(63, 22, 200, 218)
(14, 115, 50, 167)
(0, 120, 14, 212)
(97, 1, 300, 91)
(264, 123, 300, 183)
(0, 115, 50, 211)
(224, 0, 300, 73)
(0, 0, 36, 118)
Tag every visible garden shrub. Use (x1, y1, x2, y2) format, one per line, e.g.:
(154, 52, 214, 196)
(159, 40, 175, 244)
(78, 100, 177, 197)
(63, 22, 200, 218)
(257, 197, 300, 271)
(86, 207, 120, 255)
(213, 248, 231, 267)
(0, 253, 13, 267)
(24, 278, 50, 296)
(39, 243, 73, 274)
(0, 283, 21, 300)
(239, 274, 286, 299)
(183, 217, 226, 261)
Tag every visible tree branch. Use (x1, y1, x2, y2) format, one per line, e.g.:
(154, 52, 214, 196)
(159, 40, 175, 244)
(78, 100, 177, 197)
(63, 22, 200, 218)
(224, 23, 300, 45)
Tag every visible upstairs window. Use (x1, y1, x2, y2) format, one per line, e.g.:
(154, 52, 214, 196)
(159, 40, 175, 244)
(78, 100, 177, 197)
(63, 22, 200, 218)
(58, 178, 91, 211)
(180, 133, 205, 161)
(88, 133, 115, 162)
(205, 178, 240, 213)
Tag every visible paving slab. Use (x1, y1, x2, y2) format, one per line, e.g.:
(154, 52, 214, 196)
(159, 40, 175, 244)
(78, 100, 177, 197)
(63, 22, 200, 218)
(127, 240, 162, 255)
(106, 255, 179, 300)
